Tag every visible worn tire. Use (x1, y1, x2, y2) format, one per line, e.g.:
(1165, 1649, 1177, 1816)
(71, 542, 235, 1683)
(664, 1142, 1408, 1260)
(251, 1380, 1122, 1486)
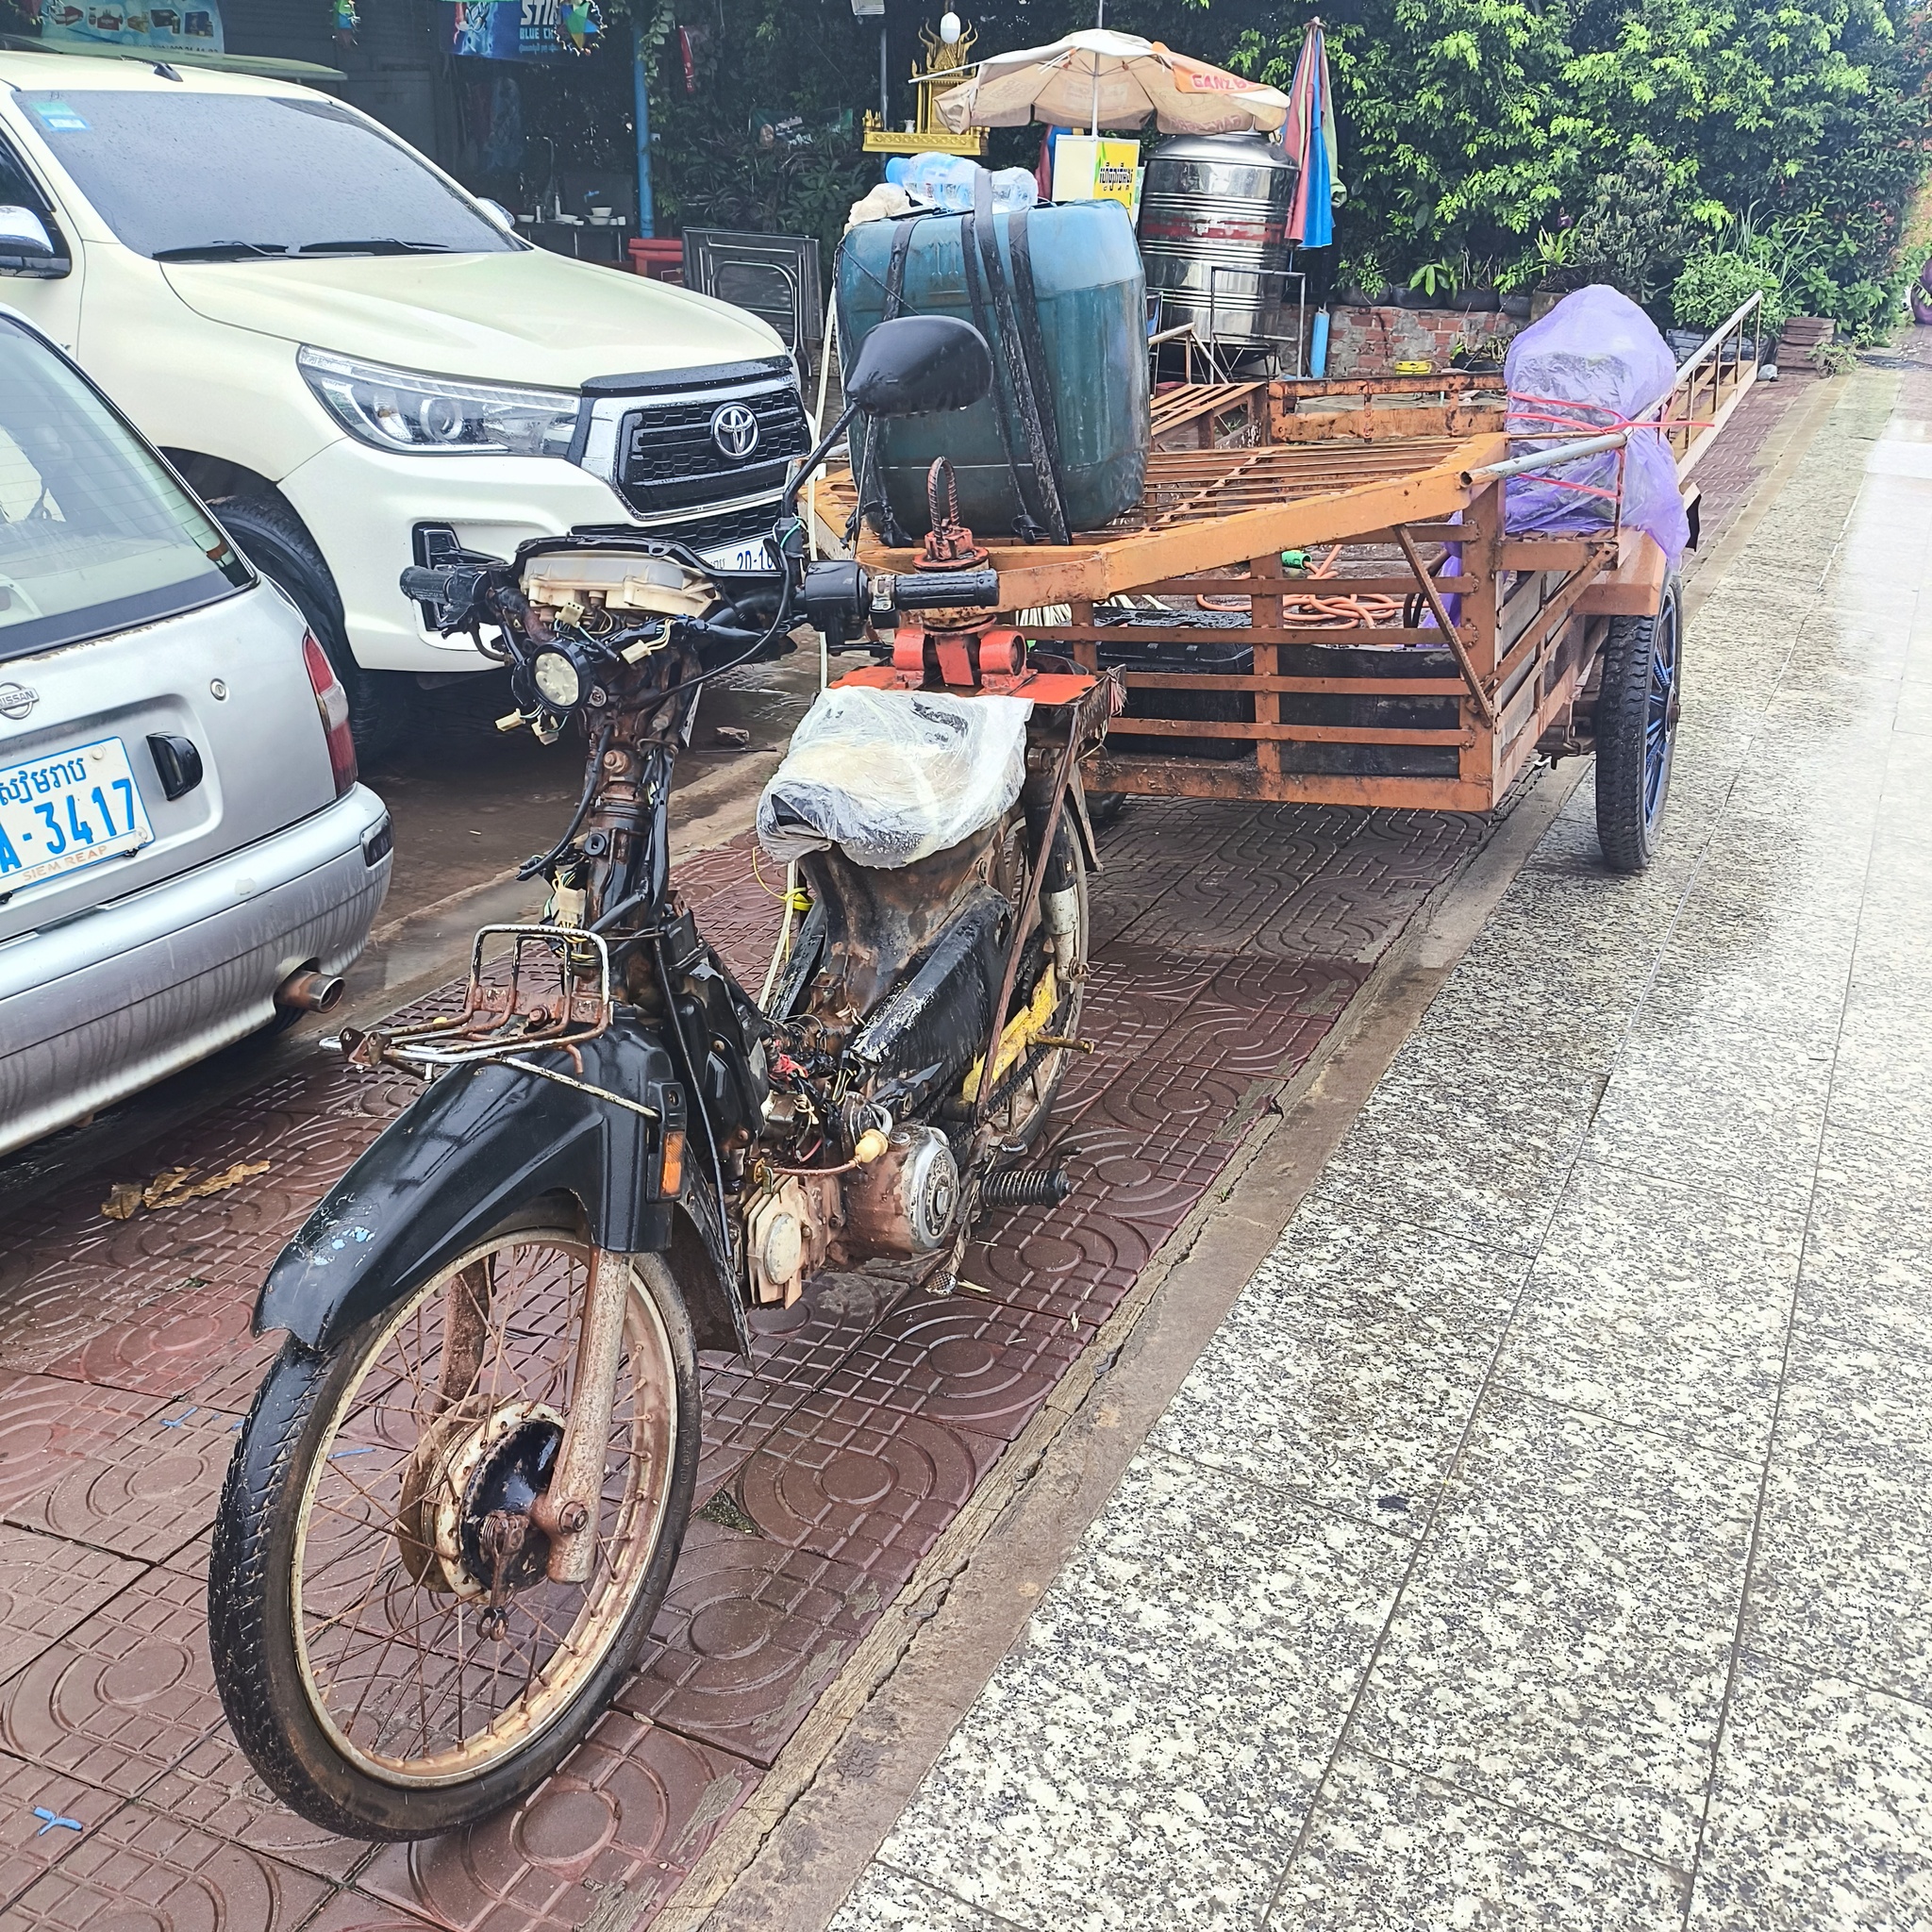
(208, 1220, 700, 1840)
(1594, 572, 1683, 874)
(216, 492, 414, 764)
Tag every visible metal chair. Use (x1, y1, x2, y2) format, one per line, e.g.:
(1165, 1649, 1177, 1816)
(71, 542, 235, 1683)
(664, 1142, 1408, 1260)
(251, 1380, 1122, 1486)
(681, 230, 824, 383)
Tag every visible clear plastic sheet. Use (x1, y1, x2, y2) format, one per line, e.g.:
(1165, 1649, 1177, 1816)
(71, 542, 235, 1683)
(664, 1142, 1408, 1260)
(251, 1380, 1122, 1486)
(1503, 285, 1690, 565)
(758, 686, 1033, 869)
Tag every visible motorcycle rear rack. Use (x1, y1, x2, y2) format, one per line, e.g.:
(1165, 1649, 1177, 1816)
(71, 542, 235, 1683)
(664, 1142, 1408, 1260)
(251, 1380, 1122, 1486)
(334, 924, 616, 1075)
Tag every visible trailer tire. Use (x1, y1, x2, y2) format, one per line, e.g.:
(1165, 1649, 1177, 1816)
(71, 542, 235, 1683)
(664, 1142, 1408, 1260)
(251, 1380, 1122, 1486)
(1594, 573, 1682, 874)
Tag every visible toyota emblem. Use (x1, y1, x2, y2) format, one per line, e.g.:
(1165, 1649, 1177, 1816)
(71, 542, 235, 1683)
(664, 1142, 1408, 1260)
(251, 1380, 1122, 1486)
(709, 403, 760, 461)
(0, 681, 37, 723)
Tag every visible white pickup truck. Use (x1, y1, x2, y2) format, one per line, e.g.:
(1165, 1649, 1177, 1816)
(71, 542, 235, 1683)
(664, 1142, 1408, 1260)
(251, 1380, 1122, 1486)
(0, 45, 803, 755)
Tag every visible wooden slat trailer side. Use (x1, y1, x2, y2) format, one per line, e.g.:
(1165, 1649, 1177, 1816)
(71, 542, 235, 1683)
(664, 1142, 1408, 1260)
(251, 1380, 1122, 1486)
(815, 296, 1764, 865)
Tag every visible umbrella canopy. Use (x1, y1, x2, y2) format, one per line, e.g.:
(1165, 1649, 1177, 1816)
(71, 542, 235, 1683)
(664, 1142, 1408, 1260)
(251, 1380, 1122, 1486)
(1280, 21, 1341, 246)
(935, 29, 1290, 140)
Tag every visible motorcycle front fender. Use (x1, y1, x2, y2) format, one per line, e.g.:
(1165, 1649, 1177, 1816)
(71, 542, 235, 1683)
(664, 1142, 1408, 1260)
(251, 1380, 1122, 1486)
(255, 1016, 750, 1357)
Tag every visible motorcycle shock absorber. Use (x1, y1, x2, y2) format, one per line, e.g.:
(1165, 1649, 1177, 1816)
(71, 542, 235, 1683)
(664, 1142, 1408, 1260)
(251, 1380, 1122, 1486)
(980, 1165, 1074, 1209)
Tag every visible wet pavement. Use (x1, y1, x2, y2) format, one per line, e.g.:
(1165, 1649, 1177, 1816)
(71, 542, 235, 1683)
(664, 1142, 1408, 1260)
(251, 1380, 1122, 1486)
(0, 370, 1809, 1929)
(362, 656, 824, 927)
(827, 353, 1932, 1931)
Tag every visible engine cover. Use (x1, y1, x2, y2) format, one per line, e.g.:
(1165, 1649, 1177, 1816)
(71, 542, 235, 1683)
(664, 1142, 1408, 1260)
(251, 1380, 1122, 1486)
(842, 1128, 960, 1257)
(745, 1173, 839, 1306)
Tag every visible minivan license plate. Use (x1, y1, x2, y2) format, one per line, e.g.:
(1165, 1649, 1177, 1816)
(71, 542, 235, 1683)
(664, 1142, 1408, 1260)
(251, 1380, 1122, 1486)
(0, 736, 155, 892)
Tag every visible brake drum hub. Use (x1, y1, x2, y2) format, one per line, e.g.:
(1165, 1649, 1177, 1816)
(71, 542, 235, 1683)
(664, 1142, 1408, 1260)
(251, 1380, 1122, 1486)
(396, 1399, 564, 1599)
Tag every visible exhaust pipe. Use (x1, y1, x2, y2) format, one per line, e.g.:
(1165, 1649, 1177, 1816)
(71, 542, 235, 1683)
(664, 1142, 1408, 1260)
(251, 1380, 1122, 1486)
(275, 967, 345, 1016)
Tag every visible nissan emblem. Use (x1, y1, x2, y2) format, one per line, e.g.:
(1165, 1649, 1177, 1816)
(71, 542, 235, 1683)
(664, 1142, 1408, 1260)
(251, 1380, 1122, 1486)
(709, 402, 760, 461)
(0, 681, 38, 722)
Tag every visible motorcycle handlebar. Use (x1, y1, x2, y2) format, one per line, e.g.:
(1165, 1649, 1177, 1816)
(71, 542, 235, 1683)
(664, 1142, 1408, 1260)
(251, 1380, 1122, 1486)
(399, 564, 471, 605)
(883, 568, 1002, 611)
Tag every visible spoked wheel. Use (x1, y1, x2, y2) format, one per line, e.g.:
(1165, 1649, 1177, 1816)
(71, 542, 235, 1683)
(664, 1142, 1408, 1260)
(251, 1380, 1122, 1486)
(1594, 572, 1684, 874)
(208, 1206, 698, 1840)
(983, 802, 1091, 1149)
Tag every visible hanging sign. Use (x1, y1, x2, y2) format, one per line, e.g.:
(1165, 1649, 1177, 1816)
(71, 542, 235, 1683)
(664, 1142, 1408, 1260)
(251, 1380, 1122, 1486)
(43, 0, 225, 56)
(443, 0, 566, 61)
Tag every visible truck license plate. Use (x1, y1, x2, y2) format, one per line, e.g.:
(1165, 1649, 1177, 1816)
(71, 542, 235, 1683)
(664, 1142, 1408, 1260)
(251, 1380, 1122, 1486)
(0, 736, 155, 892)
(699, 537, 775, 574)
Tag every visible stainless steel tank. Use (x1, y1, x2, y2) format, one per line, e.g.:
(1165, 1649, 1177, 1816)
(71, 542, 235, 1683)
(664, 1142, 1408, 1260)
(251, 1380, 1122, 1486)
(1137, 132, 1299, 348)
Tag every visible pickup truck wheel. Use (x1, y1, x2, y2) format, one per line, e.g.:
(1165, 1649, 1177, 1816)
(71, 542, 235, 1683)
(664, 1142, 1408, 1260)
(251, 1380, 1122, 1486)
(218, 494, 414, 764)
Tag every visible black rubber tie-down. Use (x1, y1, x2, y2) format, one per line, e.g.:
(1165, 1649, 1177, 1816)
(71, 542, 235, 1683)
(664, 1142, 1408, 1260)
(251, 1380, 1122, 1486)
(958, 197, 1040, 539)
(1005, 208, 1069, 522)
(971, 170, 1069, 544)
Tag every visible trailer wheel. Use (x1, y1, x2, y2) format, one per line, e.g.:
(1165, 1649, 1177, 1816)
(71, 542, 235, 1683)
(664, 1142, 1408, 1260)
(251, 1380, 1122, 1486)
(1594, 573, 1682, 874)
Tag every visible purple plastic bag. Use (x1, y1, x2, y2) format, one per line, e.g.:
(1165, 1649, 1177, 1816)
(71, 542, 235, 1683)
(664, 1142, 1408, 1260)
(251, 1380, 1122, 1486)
(1502, 286, 1690, 565)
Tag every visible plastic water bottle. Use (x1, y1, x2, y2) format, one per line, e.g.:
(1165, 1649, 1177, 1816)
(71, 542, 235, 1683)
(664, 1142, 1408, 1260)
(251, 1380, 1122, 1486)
(883, 156, 1039, 213)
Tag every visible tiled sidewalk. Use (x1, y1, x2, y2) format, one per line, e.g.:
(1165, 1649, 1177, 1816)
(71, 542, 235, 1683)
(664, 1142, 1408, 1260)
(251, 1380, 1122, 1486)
(829, 356, 1932, 1932)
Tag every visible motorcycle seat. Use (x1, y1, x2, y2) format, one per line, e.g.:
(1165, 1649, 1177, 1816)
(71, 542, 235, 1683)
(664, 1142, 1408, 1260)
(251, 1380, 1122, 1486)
(758, 685, 1032, 869)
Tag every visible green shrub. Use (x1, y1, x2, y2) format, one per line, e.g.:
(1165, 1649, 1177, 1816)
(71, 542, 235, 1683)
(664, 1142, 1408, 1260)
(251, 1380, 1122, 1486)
(1672, 250, 1789, 337)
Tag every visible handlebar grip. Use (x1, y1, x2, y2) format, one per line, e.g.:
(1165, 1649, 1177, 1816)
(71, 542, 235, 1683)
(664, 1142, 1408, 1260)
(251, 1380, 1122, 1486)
(399, 565, 459, 603)
(885, 568, 1001, 611)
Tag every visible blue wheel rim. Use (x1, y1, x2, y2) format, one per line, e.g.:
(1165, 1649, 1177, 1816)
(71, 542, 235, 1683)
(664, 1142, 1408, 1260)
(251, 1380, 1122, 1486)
(1641, 600, 1678, 830)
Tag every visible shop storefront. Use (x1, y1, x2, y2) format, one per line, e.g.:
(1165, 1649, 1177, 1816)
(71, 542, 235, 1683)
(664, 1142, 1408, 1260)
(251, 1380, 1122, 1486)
(14, 0, 641, 262)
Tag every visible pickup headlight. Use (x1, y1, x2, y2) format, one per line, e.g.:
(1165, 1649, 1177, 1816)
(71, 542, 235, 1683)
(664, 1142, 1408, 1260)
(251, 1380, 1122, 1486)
(298, 347, 579, 458)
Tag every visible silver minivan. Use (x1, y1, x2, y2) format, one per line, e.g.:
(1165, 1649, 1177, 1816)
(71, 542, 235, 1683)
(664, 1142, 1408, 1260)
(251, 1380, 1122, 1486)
(0, 305, 391, 1156)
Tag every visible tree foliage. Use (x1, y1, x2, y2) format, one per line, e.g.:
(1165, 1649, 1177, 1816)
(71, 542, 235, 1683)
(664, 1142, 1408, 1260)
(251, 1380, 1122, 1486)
(625, 0, 1929, 334)
(1224, 0, 1930, 331)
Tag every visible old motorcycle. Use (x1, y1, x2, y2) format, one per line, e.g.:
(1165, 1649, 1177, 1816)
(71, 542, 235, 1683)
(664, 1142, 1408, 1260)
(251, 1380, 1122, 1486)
(207, 315, 1116, 1839)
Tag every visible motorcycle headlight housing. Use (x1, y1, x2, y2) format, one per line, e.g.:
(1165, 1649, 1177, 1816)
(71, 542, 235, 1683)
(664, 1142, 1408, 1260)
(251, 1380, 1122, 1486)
(298, 347, 579, 458)
(530, 649, 584, 710)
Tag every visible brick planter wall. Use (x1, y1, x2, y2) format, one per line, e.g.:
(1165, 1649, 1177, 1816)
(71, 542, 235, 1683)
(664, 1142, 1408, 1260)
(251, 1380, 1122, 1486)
(1324, 303, 1527, 377)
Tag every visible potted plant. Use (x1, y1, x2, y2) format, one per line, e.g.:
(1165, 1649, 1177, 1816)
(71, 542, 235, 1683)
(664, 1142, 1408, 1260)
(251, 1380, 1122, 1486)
(1528, 226, 1581, 316)
(1403, 258, 1459, 308)
(1496, 247, 1540, 320)
(1450, 254, 1500, 312)
(1335, 249, 1384, 308)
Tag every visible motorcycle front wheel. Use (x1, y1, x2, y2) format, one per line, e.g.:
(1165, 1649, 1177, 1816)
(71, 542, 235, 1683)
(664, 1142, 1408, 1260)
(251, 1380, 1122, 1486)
(208, 1206, 698, 1840)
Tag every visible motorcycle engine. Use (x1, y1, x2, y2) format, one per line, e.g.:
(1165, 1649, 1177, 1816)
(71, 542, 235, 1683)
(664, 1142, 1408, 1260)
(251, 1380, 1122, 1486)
(843, 1127, 960, 1257)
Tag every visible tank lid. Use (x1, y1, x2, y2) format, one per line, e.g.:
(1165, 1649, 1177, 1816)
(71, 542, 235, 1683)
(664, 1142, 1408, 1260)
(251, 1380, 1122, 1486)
(1148, 131, 1299, 171)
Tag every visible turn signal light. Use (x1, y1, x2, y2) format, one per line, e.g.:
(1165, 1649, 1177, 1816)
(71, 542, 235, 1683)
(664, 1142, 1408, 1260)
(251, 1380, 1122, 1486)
(301, 631, 358, 799)
(659, 1128, 685, 1197)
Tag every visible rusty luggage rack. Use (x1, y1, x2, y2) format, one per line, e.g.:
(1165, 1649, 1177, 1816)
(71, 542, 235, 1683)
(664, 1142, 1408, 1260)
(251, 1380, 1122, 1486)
(330, 925, 645, 1112)
(813, 292, 1763, 814)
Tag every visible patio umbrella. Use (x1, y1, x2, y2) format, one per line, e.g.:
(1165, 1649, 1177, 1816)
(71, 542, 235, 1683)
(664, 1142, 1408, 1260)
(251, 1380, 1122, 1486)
(934, 29, 1290, 141)
(1280, 20, 1341, 247)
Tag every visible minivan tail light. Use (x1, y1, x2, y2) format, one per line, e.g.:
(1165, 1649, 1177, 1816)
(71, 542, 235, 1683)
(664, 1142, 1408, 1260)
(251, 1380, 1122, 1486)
(302, 632, 358, 797)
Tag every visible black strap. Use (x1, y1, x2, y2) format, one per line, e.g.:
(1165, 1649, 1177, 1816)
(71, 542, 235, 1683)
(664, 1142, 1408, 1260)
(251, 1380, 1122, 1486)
(959, 192, 1041, 541)
(851, 216, 920, 547)
(970, 170, 1069, 544)
(1006, 208, 1069, 530)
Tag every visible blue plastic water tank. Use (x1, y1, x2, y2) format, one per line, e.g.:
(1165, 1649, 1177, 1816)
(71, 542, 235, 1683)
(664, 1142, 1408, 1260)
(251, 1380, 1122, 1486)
(836, 200, 1150, 541)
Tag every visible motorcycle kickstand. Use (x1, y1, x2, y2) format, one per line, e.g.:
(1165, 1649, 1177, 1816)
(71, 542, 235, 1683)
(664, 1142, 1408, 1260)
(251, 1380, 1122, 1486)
(530, 1246, 630, 1584)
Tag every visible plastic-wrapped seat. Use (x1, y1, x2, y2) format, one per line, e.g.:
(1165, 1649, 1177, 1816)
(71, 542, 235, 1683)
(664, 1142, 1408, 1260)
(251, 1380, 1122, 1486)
(757, 686, 1032, 869)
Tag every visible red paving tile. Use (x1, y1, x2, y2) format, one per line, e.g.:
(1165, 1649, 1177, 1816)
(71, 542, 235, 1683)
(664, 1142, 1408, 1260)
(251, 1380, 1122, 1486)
(617, 1520, 876, 1767)
(3, 1402, 242, 1564)
(142, 1730, 375, 1884)
(821, 1291, 1082, 1439)
(0, 783, 1521, 1924)
(0, 1750, 122, 1902)
(0, 1804, 331, 1930)
(0, 1564, 224, 1796)
(356, 1712, 758, 1932)
(736, 1392, 1001, 1591)
(0, 1529, 145, 1684)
